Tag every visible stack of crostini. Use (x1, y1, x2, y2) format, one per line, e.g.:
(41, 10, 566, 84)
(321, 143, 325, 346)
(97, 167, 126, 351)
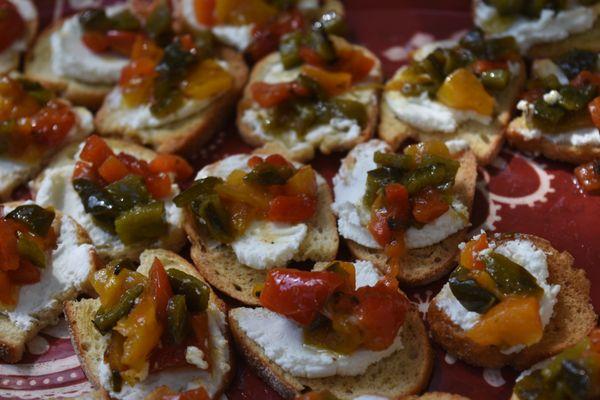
(0, 1, 598, 400)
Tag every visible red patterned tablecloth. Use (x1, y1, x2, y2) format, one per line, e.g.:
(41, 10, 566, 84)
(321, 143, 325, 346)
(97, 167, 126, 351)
(1, 1, 598, 399)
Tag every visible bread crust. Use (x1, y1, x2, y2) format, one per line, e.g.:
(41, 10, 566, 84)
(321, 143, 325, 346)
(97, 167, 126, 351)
(344, 150, 477, 287)
(24, 19, 115, 109)
(427, 234, 598, 369)
(64, 249, 235, 399)
(95, 48, 249, 156)
(229, 306, 433, 399)
(0, 204, 98, 363)
(186, 146, 338, 305)
(0, 0, 38, 74)
(379, 60, 526, 166)
(506, 116, 600, 164)
(236, 36, 383, 162)
(402, 393, 471, 400)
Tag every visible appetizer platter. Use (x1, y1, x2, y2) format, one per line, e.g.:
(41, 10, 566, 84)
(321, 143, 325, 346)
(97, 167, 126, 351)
(0, 0, 598, 399)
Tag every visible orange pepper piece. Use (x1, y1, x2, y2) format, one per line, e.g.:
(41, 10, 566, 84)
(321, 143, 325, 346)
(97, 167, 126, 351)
(460, 233, 489, 271)
(436, 68, 495, 116)
(301, 65, 352, 97)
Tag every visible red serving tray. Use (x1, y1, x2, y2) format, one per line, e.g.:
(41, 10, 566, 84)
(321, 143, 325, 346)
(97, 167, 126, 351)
(1, 1, 598, 399)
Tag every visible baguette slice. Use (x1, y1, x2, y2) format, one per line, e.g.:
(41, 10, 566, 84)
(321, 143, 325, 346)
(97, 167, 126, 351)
(30, 138, 187, 260)
(506, 116, 600, 164)
(237, 36, 382, 162)
(229, 305, 433, 399)
(24, 19, 117, 109)
(379, 59, 525, 166)
(95, 48, 248, 155)
(186, 144, 338, 305)
(0, 203, 98, 363)
(344, 149, 477, 287)
(427, 234, 597, 370)
(0, 0, 38, 74)
(64, 249, 235, 400)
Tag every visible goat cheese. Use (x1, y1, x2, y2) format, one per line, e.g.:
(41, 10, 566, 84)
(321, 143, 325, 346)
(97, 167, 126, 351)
(234, 261, 405, 378)
(332, 140, 469, 250)
(50, 6, 130, 85)
(186, 346, 209, 370)
(475, 1, 597, 52)
(3, 214, 94, 331)
(532, 59, 569, 85)
(435, 238, 561, 354)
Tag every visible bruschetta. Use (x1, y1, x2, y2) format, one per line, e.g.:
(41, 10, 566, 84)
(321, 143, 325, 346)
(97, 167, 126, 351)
(506, 50, 600, 164)
(237, 32, 382, 162)
(64, 249, 234, 399)
(0, 201, 98, 363)
(331, 140, 477, 286)
(94, 32, 248, 155)
(229, 260, 433, 399)
(30, 135, 188, 260)
(428, 232, 597, 369)
(174, 0, 345, 61)
(0, 0, 37, 74)
(473, 0, 600, 57)
(178, 143, 338, 305)
(0, 73, 93, 200)
(25, 1, 175, 109)
(379, 29, 525, 165)
(511, 327, 599, 400)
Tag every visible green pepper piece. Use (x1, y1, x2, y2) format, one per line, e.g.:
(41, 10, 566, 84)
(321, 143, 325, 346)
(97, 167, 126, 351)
(557, 86, 592, 111)
(480, 69, 509, 90)
(145, 0, 173, 45)
(167, 294, 189, 344)
(484, 252, 543, 297)
(459, 29, 486, 59)
(0, 120, 14, 155)
(191, 193, 233, 243)
(109, 10, 141, 31)
(532, 98, 566, 125)
(279, 32, 303, 70)
(173, 177, 223, 207)
(193, 30, 216, 61)
(485, 36, 518, 60)
(73, 179, 119, 219)
(363, 167, 401, 207)
(486, 0, 524, 16)
(330, 99, 368, 128)
(303, 312, 361, 355)
(306, 28, 336, 65)
(401, 164, 448, 195)
(448, 265, 498, 314)
(79, 9, 111, 32)
(16, 231, 46, 268)
(315, 10, 347, 36)
(6, 205, 55, 237)
(114, 202, 167, 245)
(111, 370, 123, 393)
(93, 285, 144, 334)
(166, 269, 210, 312)
(373, 151, 413, 170)
(557, 359, 591, 399)
(105, 175, 151, 212)
(19, 79, 53, 104)
(244, 162, 295, 185)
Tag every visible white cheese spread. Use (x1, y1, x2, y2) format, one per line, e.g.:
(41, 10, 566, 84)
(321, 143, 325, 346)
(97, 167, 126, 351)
(50, 10, 129, 85)
(475, 1, 598, 52)
(185, 346, 209, 370)
(99, 303, 230, 399)
(3, 213, 94, 331)
(195, 153, 313, 270)
(234, 260, 405, 378)
(531, 59, 569, 85)
(434, 238, 561, 354)
(385, 91, 492, 134)
(332, 140, 469, 250)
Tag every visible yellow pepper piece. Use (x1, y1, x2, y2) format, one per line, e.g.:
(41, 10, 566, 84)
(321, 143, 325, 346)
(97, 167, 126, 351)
(466, 296, 543, 349)
(436, 68, 495, 116)
(301, 65, 353, 97)
(90, 268, 146, 309)
(183, 59, 233, 101)
(215, 0, 277, 25)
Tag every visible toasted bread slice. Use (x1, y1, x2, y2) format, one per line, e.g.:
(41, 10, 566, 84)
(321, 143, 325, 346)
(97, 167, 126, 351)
(0, 203, 98, 363)
(0, 0, 38, 74)
(29, 138, 187, 260)
(342, 149, 477, 287)
(95, 48, 248, 156)
(64, 249, 235, 399)
(186, 145, 338, 305)
(379, 60, 525, 166)
(24, 19, 117, 110)
(526, 4, 600, 58)
(402, 393, 470, 400)
(229, 306, 432, 399)
(237, 36, 382, 162)
(427, 234, 597, 370)
(506, 116, 600, 164)
(0, 104, 93, 201)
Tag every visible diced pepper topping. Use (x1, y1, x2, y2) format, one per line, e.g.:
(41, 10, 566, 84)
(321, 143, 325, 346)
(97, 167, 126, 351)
(575, 160, 600, 193)
(437, 68, 495, 116)
(149, 258, 173, 323)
